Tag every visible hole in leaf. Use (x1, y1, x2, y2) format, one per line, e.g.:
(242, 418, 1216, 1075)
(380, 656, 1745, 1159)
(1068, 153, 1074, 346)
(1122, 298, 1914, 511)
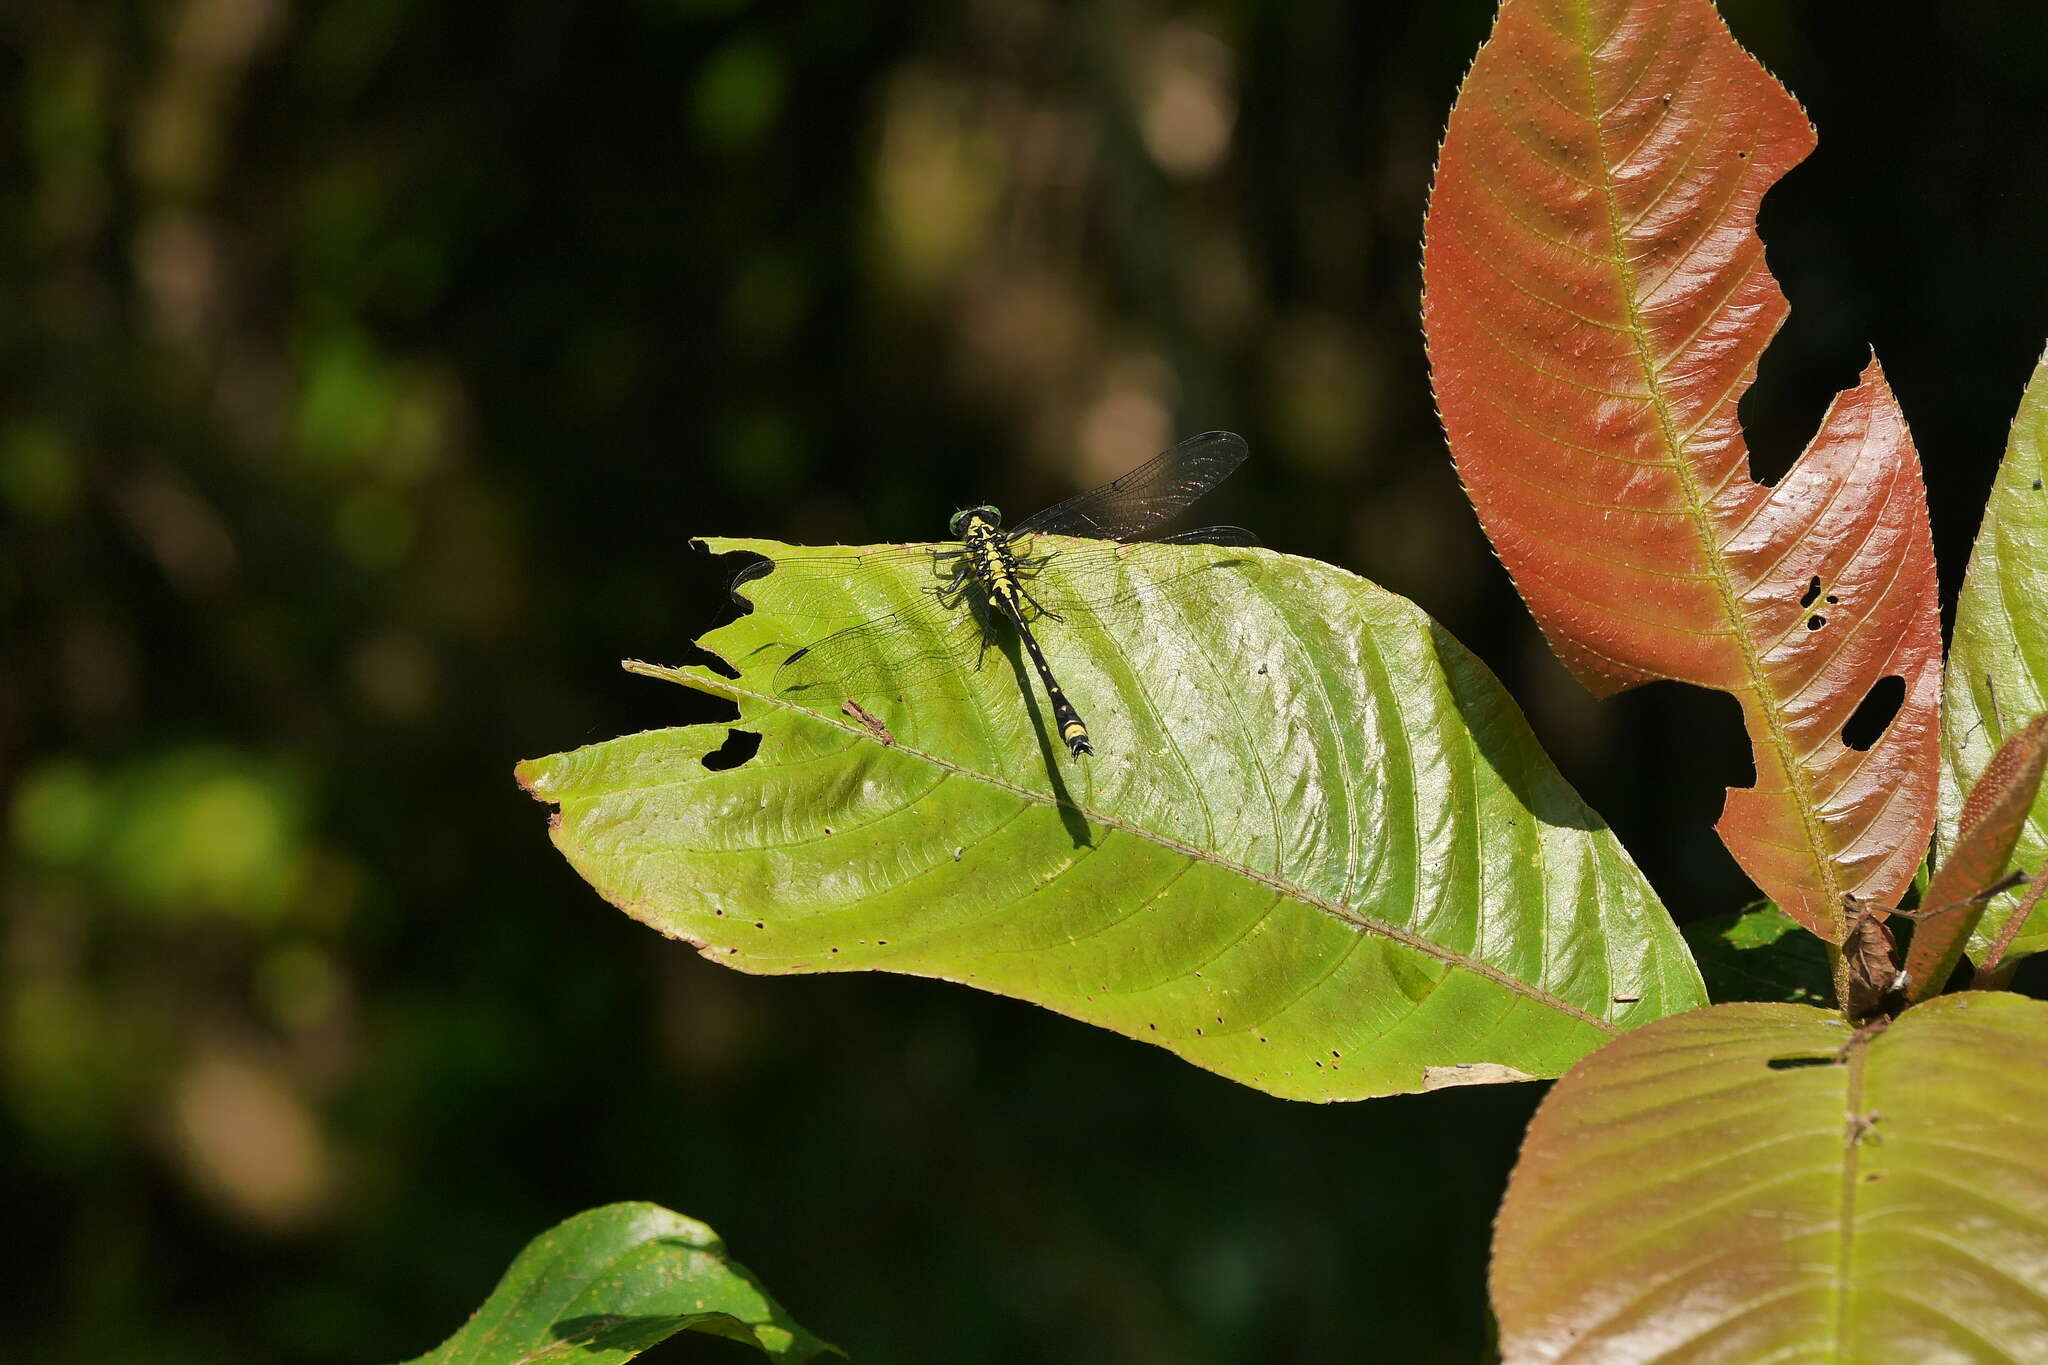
(1766, 1055, 1836, 1070)
(1842, 675, 1906, 752)
(702, 729, 762, 771)
(691, 645, 741, 680)
(1800, 576, 1823, 608)
(1806, 615, 1825, 630)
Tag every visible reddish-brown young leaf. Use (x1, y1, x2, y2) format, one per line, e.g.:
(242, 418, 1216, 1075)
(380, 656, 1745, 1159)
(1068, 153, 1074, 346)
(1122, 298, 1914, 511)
(1903, 713, 2048, 1001)
(1421, 0, 1942, 942)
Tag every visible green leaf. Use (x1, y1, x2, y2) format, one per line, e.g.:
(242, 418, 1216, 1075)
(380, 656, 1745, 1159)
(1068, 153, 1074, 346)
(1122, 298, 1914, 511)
(1683, 902, 1831, 1005)
(1492, 994, 2048, 1361)
(1944, 346, 2048, 966)
(520, 538, 1704, 1101)
(400, 1202, 838, 1365)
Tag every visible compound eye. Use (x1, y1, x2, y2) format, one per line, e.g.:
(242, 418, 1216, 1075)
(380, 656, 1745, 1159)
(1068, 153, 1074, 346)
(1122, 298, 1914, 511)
(948, 505, 1002, 537)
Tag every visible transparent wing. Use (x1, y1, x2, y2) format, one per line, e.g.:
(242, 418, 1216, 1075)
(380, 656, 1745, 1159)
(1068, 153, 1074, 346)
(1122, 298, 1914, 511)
(737, 532, 1261, 700)
(1149, 524, 1261, 548)
(729, 545, 960, 619)
(768, 587, 994, 700)
(1009, 430, 1249, 541)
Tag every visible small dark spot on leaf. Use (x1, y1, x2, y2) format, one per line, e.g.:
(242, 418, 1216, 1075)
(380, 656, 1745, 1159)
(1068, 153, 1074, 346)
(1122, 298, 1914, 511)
(1331, 1049, 1342, 1059)
(1737, 148, 1750, 158)
(1806, 615, 1825, 630)
(829, 946, 839, 953)
(1825, 594, 1838, 605)
(1194, 1027, 1204, 1036)
(1801, 575, 1823, 608)
(753, 921, 765, 929)
(1843, 675, 1906, 752)
(877, 939, 887, 946)
(823, 826, 834, 835)
(1767, 1054, 1836, 1070)
(701, 728, 762, 772)
(714, 908, 725, 916)
(1216, 1016, 1225, 1024)
(2035, 478, 2044, 490)
(1148, 1022, 1157, 1030)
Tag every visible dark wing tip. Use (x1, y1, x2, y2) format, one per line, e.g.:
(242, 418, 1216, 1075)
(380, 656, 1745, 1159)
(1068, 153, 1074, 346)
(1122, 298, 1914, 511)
(727, 556, 777, 606)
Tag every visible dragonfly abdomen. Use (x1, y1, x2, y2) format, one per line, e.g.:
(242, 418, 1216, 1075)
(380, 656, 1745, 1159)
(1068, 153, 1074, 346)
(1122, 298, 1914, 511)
(960, 513, 1091, 757)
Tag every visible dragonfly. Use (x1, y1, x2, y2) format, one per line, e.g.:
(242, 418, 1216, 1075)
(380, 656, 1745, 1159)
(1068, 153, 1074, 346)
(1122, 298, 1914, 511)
(731, 430, 1258, 758)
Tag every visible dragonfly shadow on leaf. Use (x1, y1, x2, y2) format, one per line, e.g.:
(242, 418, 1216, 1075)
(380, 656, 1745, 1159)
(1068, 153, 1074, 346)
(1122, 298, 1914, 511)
(988, 627, 1093, 848)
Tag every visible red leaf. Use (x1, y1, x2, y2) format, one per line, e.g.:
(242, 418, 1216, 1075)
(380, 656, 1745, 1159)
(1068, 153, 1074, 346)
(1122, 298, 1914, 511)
(1421, 0, 1941, 940)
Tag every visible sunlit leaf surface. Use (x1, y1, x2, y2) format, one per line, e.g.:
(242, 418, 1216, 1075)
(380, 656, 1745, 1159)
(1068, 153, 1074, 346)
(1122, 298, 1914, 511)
(519, 538, 1705, 1102)
(402, 1203, 838, 1364)
(1943, 349, 2048, 966)
(1492, 995, 2048, 1363)
(1422, 0, 1942, 941)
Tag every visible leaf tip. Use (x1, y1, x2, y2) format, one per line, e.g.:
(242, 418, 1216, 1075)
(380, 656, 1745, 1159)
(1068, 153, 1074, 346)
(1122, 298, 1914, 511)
(514, 755, 559, 800)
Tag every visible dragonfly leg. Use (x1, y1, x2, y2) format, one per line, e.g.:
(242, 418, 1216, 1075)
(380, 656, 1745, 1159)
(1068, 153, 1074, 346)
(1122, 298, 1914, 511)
(1014, 581, 1063, 624)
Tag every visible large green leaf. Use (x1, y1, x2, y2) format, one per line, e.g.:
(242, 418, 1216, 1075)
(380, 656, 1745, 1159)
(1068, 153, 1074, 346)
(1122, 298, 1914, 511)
(1943, 347, 2048, 966)
(520, 538, 1704, 1101)
(1491, 995, 2048, 1362)
(401, 1202, 838, 1364)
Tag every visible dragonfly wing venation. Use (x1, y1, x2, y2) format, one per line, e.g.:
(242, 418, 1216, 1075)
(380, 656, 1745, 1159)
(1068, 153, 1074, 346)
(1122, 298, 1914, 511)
(1150, 524, 1261, 547)
(730, 545, 959, 619)
(1009, 430, 1248, 541)
(770, 585, 995, 699)
(999, 534, 1261, 616)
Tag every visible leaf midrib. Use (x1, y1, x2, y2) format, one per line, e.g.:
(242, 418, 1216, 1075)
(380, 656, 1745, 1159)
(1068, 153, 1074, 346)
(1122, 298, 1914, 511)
(648, 664, 1618, 1034)
(1562, 1, 1840, 934)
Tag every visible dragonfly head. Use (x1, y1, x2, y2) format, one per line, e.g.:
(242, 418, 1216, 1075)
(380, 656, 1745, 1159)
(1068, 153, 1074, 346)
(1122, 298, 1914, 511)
(949, 505, 1003, 538)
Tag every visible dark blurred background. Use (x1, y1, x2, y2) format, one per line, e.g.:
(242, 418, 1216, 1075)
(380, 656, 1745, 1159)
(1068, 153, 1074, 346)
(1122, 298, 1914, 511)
(2, 2, 2043, 1361)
